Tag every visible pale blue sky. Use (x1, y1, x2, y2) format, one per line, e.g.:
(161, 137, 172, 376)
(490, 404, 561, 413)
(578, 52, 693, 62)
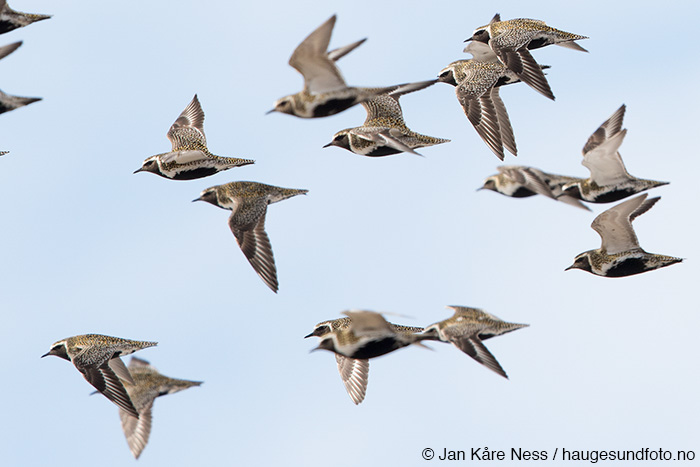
(1, 0, 698, 465)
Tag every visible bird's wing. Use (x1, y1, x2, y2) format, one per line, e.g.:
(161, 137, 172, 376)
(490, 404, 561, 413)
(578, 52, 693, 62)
(343, 310, 394, 335)
(120, 402, 153, 459)
(582, 104, 626, 155)
(80, 361, 140, 418)
(497, 166, 555, 198)
(289, 15, 347, 93)
(354, 127, 422, 156)
(493, 46, 554, 100)
(0, 41, 21, 61)
(335, 355, 369, 405)
(326, 38, 366, 62)
(230, 204, 278, 293)
(448, 334, 508, 378)
(458, 86, 504, 160)
(167, 94, 207, 150)
(361, 94, 403, 125)
(463, 40, 499, 62)
(591, 193, 659, 254)
(108, 356, 135, 385)
(490, 87, 516, 156)
(582, 129, 631, 185)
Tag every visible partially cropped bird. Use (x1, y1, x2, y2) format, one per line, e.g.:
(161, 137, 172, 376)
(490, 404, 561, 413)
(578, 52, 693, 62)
(0, 0, 50, 35)
(421, 306, 528, 379)
(465, 14, 588, 100)
(135, 94, 254, 180)
(306, 316, 423, 404)
(566, 194, 682, 277)
(119, 357, 202, 459)
(42, 334, 157, 418)
(323, 81, 448, 157)
(270, 15, 438, 118)
(0, 40, 21, 60)
(560, 104, 668, 203)
(479, 165, 590, 210)
(194, 181, 307, 293)
(0, 88, 40, 115)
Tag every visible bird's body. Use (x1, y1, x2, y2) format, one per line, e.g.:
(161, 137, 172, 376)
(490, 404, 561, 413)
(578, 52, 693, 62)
(270, 15, 436, 118)
(421, 306, 528, 379)
(194, 181, 307, 292)
(480, 165, 589, 210)
(467, 14, 588, 100)
(561, 105, 668, 202)
(307, 314, 425, 404)
(42, 334, 157, 418)
(324, 82, 448, 157)
(566, 194, 682, 277)
(119, 357, 202, 459)
(438, 59, 518, 160)
(311, 311, 431, 360)
(136, 95, 254, 180)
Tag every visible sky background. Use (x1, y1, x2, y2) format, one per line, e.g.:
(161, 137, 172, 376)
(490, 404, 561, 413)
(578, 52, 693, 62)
(1, 0, 698, 465)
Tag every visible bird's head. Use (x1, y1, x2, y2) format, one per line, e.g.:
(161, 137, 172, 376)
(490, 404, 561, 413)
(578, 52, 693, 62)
(566, 253, 593, 273)
(323, 130, 351, 151)
(192, 187, 219, 206)
(42, 340, 71, 361)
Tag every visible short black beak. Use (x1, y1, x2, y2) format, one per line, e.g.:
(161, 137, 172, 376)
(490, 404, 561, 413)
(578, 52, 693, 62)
(304, 332, 314, 339)
(133, 167, 143, 174)
(265, 109, 275, 115)
(41, 351, 50, 358)
(192, 197, 202, 203)
(322, 142, 333, 148)
(464, 37, 473, 43)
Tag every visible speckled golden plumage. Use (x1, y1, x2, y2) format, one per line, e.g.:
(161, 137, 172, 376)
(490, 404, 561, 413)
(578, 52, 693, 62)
(325, 87, 448, 157)
(422, 306, 528, 379)
(136, 95, 254, 180)
(566, 194, 682, 277)
(42, 334, 157, 419)
(0, 0, 51, 35)
(307, 313, 425, 405)
(194, 181, 307, 292)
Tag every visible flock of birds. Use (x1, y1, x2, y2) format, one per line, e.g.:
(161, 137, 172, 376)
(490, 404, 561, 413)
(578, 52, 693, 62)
(0, 0, 45, 122)
(1, 2, 682, 460)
